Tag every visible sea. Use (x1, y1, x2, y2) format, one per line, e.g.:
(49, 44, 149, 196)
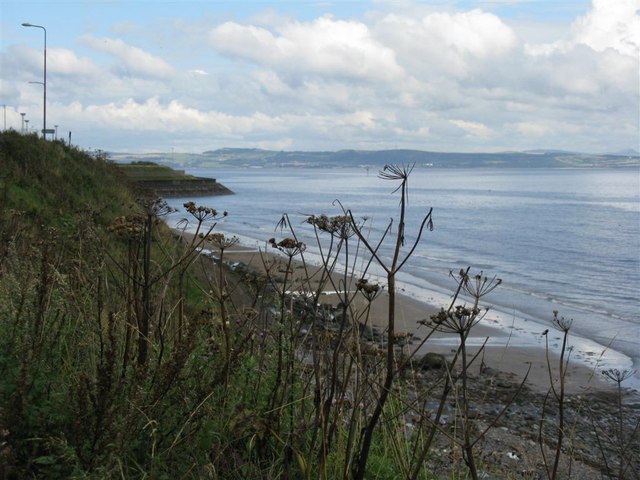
(165, 167, 640, 391)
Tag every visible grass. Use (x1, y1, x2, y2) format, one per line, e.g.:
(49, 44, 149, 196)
(117, 162, 198, 181)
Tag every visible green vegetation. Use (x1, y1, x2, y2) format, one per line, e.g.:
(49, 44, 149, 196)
(0, 132, 237, 478)
(1, 132, 637, 479)
(118, 162, 194, 181)
(1, 133, 127, 230)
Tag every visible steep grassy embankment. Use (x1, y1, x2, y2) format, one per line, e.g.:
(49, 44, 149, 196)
(0, 132, 227, 478)
(1, 132, 132, 230)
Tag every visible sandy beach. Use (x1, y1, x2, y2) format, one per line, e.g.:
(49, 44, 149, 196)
(187, 232, 613, 395)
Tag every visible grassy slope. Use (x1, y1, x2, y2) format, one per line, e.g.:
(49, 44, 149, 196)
(0, 132, 267, 479)
(0, 133, 192, 477)
(117, 162, 194, 180)
(1, 131, 132, 230)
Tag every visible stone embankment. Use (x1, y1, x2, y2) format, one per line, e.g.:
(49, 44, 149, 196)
(133, 178, 233, 197)
(117, 162, 234, 197)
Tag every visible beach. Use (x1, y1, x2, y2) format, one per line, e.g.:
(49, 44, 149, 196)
(166, 167, 640, 394)
(189, 234, 616, 396)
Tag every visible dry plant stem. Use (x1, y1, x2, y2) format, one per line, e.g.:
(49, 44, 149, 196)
(610, 374, 638, 480)
(342, 306, 373, 478)
(540, 315, 570, 480)
(350, 225, 399, 479)
(460, 275, 486, 480)
(350, 164, 433, 480)
(267, 251, 294, 416)
(304, 212, 371, 476)
(217, 246, 231, 392)
(164, 217, 218, 343)
(410, 268, 508, 480)
(407, 271, 470, 480)
(316, 234, 354, 473)
(590, 414, 613, 478)
(325, 240, 362, 453)
(263, 227, 308, 477)
(459, 328, 479, 480)
(410, 377, 451, 480)
(597, 369, 640, 479)
(553, 327, 569, 480)
(138, 209, 153, 366)
(394, 325, 438, 375)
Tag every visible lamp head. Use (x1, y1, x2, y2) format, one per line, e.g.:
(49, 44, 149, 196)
(22, 22, 33, 27)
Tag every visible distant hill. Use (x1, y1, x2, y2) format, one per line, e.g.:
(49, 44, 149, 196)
(109, 148, 640, 169)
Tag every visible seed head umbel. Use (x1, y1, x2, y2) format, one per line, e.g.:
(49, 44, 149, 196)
(269, 237, 306, 257)
(356, 278, 382, 301)
(306, 214, 356, 239)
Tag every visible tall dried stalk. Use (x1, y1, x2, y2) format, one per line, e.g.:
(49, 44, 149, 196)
(348, 164, 434, 480)
(540, 310, 573, 480)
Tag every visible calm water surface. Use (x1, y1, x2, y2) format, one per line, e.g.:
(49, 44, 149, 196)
(166, 167, 640, 388)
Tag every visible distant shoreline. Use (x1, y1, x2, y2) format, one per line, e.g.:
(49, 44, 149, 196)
(111, 148, 640, 170)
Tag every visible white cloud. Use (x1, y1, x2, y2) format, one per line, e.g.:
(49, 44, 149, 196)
(210, 16, 405, 82)
(48, 48, 101, 77)
(450, 119, 493, 138)
(254, 70, 291, 96)
(512, 121, 551, 137)
(527, 0, 640, 57)
(419, 9, 517, 58)
(374, 9, 517, 79)
(81, 36, 175, 78)
(521, 41, 638, 102)
(571, 0, 640, 57)
(66, 97, 288, 137)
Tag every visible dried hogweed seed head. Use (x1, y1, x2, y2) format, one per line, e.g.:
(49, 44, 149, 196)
(602, 368, 636, 384)
(183, 201, 220, 221)
(307, 213, 355, 238)
(356, 278, 381, 301)
(205, 233, 239, 250)
(551, 310, 573, 332)
(269, 237, 306, 256)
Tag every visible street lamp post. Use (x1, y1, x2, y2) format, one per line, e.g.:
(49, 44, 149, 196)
(20, 112, 25, 133)
(25, 119, 29, 133)
(54, 124, 58, 140)
(22, 22, 46, 139)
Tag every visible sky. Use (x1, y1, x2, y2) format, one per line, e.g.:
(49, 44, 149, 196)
(1, 0, 638, 154)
